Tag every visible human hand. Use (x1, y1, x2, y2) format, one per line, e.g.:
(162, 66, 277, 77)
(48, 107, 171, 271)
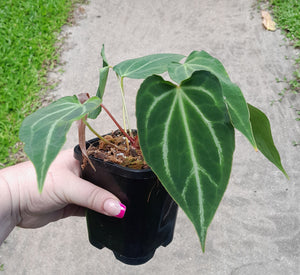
(0, 149, 126, 241)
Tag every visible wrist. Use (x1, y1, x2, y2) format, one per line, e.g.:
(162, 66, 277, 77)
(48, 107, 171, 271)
(0, 169, 21, 245)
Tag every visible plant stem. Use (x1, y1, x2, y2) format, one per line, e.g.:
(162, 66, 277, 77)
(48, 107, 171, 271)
(100, 104, 135, 144)
(82, 118, 121, 149)
(119, 77, 133, 137)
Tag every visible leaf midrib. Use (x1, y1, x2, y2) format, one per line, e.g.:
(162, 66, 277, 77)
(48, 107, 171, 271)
(182, 91, 223, 167)
(40, 111, 74, 180)
(177, 89, 205, 227)
(31, 103, 76, 129)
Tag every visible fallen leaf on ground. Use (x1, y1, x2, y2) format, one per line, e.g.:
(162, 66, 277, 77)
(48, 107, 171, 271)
(261, 11, 276, 31)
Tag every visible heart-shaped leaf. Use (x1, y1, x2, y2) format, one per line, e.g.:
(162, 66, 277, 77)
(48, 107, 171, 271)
(168, 51, 257, 150)
(113, 53, 184, 79)
(248, 104, 288, 178)
(136, 71, 235, 251)
(19, 96, 101, 191)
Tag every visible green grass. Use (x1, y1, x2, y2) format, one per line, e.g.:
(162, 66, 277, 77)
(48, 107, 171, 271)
(270, 0, 300, 47)
(267, 0, 300, 146)
(0, 0, 85, 166)
(263, 0, 300, 125)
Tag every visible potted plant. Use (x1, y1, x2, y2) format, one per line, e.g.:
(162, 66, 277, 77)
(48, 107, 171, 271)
(19, 46, 288, 265)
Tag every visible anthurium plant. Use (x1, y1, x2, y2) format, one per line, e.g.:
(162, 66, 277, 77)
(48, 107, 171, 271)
(19, 46, 288, 252)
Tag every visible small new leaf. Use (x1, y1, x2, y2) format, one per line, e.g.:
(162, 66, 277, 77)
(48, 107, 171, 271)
(101, 44, 109, 67)
(88, 66, 108, 119)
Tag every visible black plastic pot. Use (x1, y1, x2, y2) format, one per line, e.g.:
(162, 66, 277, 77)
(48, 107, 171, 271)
(74, 137, 178, 265)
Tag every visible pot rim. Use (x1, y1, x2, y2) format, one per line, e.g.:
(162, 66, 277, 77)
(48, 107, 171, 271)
(74, 137, 157, 179)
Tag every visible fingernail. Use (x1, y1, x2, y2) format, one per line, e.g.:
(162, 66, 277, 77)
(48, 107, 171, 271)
(103, 199, 126, 218)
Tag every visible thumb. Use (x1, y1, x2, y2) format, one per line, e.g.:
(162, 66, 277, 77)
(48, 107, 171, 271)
(61, 175, 126, 218)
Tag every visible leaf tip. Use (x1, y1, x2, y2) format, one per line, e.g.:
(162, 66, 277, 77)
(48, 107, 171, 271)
(38, 182, 44, 194)
(198, 227, 208, 253)
(282, 170, 289, 180)
(200, 242, 206, 253)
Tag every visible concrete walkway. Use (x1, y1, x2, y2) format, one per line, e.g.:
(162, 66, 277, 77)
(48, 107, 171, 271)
(0, 0, 299, 274)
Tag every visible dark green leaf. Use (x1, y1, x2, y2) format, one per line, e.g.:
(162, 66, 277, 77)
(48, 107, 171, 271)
(168, 51, 229, 84)
(113, 53, 184, 79)
(168, 51, 257, 150)
(248, 104, 288, 178)
(136, 71, 235, 251)
(19, 96, 101, 191)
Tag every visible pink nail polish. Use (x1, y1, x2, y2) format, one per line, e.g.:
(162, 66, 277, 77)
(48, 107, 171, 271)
(115, 203, 126, 219)
(103, 199, 126, 218)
